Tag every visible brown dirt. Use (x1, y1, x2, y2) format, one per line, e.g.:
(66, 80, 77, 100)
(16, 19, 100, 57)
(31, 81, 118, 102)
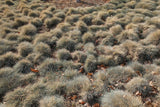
(47, 0, 110, 9)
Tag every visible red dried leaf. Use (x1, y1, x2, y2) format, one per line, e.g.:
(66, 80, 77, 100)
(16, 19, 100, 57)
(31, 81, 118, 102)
(97, 65, 108, 69)
(30, 68, 39, 73)
(109, 85, 114, 90)
(79, 68, 84, 73)
(121, 64, 125, 66)
(125, 77, 131, 83)
(71, 95, 77, 100)
(93, 103, 100, 107)
(135, 71, 142, 76)
(135, 91, 142, 96)
(79, 100, 85, 105)
(80, 101, 85, 105)
(88, 73, 93, 76)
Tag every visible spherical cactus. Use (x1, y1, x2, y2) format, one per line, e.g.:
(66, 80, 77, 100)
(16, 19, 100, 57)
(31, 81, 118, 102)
(84, 55, 97, 73)
(17, 41, 33, 57)
(56, 49, 72, 61)
(14, 59, 33, 74)
(101, 90, 144, 107)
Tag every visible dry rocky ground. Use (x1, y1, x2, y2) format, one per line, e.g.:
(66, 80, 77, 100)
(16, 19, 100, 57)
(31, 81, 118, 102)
(47, 0, 110, 9)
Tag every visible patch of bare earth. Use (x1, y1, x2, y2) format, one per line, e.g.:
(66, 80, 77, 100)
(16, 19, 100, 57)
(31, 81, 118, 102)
(46, 0, 110, 9)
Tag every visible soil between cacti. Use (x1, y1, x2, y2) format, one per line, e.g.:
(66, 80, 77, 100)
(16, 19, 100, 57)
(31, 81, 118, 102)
(47, 0, 110, 9)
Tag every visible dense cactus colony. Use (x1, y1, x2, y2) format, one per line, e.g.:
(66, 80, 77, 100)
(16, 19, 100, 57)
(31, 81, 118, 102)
(0, 0, 160, 106)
